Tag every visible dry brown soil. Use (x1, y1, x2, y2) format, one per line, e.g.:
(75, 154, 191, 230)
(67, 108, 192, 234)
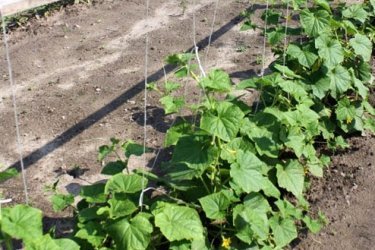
(0, 1, 374, 249)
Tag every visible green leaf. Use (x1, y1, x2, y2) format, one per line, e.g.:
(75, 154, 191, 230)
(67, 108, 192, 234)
(276, 160, 305, 197)
(343, 4, 368, 23)
(80, 183, 107, 203)
(279, 80, 308, 100)
(0, 168, 18, 183)
(267, 28, 285, 45)
(243, 193, 271, 214)
(262, 9, 282, 25)
(26, 234, 80, 250)
(153, 203, 204, 241)
(328, 65, 351, 98)
(200, 102, 244, 142)
(220, 137, 255, 164)
(233, 204, 269, 243)
(273, 64, 302, 79)
(243, 118, 281, 158)
(275, 199, 302, 219)
(165, 120, 193, 147)
(303, 216, 323, 233)
(165, 82, 181, 93)
(50, 194, 74, 212)
(300, 9, 330, 37)
(172, 135, 218, 172)
(166, 53, 193, 65)
(98, 145, 113, 161)
(75, 221, 105, 247)
(269, 216, 298, 248)
(230, 150, 266, 193)
(105, 174, 147, 194)
(122, 140, 151, 158)
(160, 96, 185, 114)
(199, 190, 235, 220)
(314, 0, 331, 13)
(108, 196, 138, 218)
(286, 44, 318, 68)
(107, 213, 153, 250)
(101, 161, 127, 175)
(315, 35, 344, 69)
(241, 20, 257, 31)
(1, 205, 43, 242)
(200, 69, 232, 92)
(312, 76, 331, 99)
(349, 34, 372, 62)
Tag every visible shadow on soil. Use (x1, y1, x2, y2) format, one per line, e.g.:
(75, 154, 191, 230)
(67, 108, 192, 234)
(6, 3, 270, 174)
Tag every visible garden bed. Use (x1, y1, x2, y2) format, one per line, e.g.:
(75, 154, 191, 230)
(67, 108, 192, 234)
(0, 0, 374, 249)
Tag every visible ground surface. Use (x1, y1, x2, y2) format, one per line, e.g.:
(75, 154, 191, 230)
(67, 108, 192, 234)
(0, 0, 374, 249)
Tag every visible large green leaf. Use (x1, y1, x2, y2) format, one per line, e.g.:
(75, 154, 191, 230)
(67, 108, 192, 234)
(343, 4, 368, 23)
(233, 204, 269, 243)
(200, 69, 232, 92)
(276, 160, 305, 197)
(1, 205, 43, 242)
(315, 35, 344, 69)
(230, 150, 266, 193)
(279, 80, 308, 101)
(80, 183, 107, 203)
(26, 234, 80, 250)
(0, 168, 18, 183)
(107, 213, 153, 250)
(75, 221, 106, 247)
(101, 161, 127, 175)
(349, 34, 372, 62)
(105, 174, 147, 194)
(153, 203, 204, 241)
(108, 196, 138, 218)
(172, 135, 218, 172)
(160, 96, 185, 114)
(50, 194, 74, 212)
(200, 102, 244, 142)
(269, 215, 297, 247)
(164, 120, 193, 147)
(199, 190, 236, 220)
(286, 44, 318, 68)
(300, 9, 330, 37)
(327, 65, 351, 98)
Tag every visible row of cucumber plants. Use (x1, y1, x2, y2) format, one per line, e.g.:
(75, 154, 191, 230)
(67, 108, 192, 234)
(1, 0, 374, 249)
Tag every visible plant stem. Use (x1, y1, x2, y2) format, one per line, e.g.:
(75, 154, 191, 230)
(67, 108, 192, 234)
(200, 176, 211, 194)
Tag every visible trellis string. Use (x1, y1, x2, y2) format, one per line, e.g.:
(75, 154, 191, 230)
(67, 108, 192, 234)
(1, 10, 29, 204)
(140, 0, 150, 208)
(282, 0, 290, 68)
(255, 0, 270, 113)
(203, 0, 220, 69)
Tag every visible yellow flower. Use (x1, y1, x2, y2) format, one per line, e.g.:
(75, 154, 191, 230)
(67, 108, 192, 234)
(221, 236, 231, 249)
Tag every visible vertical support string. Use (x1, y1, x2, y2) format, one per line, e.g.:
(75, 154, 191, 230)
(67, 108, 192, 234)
(282, 0, 290, 68)
(260, 0, 270, 77)
(1, 10, 29, 204)
(255, 0, 270, 114)
(139, 0, 150, 208)
(203, 0, 220, 69)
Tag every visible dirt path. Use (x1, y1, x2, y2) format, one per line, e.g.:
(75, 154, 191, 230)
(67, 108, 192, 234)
(0, 0, 264, 213)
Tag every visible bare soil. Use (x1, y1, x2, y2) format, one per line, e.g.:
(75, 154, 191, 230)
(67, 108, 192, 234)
(0, 1, 374, 249)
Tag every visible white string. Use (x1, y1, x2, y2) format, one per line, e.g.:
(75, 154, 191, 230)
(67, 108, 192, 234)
(282, 0, 290, 68)
(192, 0, 206, 78)
(260, 0, 270, 77)
(203, 0, 220, 69)
(255, 0, 270, 113)
(1, 10, 29, 205)
(140, 0, 150, 209)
